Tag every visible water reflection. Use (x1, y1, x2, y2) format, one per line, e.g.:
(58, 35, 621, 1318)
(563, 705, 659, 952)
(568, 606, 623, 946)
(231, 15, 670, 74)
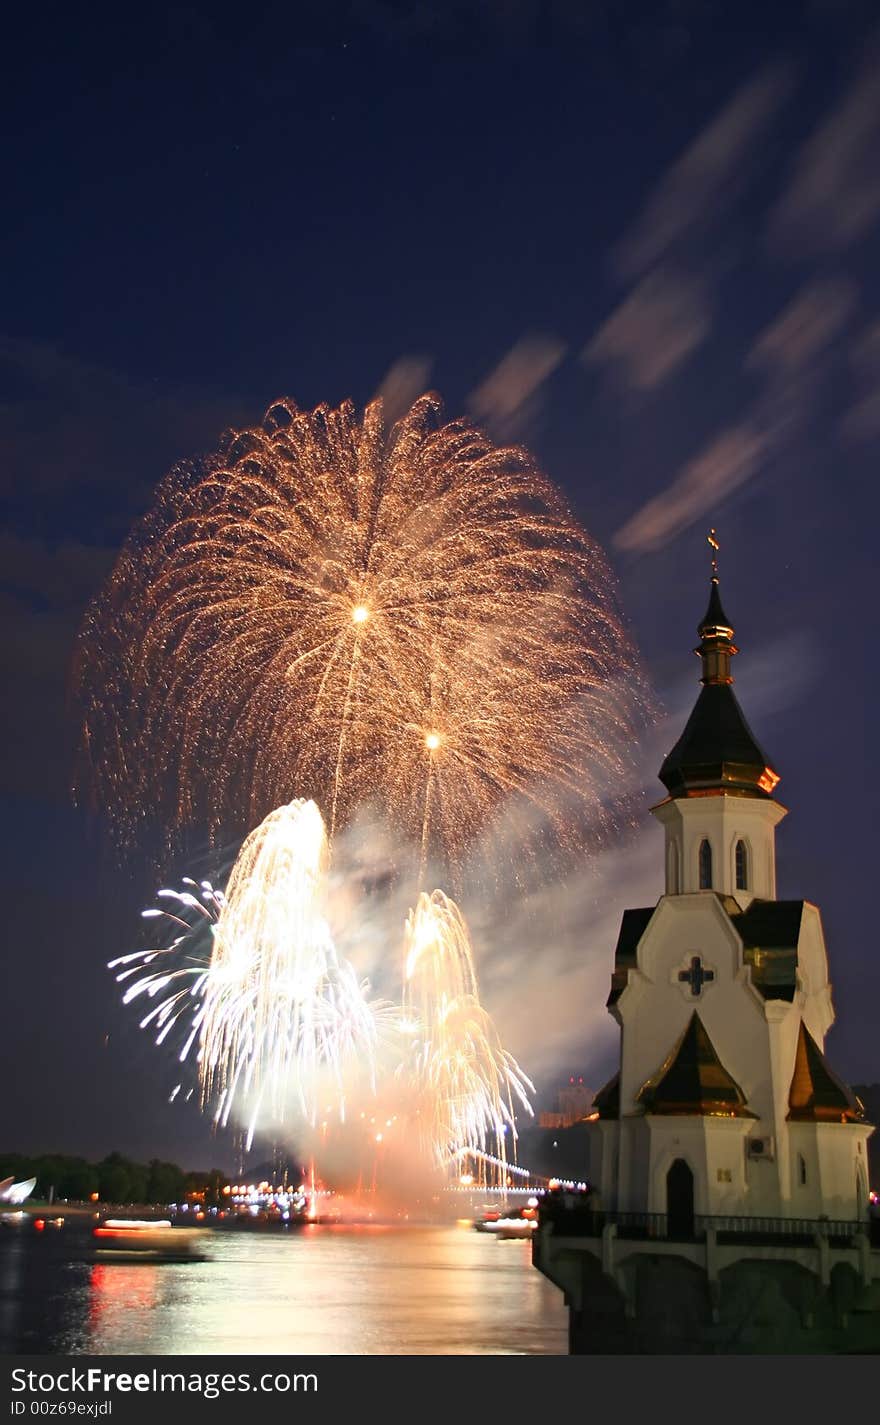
(1, 1225, 567, 1355)
(88, 1263, 163, 1351)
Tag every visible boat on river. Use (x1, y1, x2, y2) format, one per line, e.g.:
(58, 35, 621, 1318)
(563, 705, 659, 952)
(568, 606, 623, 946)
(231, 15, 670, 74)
(93, 1219, 208, 1261)
(473, 1205, 538, 1239)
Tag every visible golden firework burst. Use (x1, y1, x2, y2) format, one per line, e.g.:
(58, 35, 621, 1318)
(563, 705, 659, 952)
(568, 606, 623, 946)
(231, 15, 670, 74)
(74, 393, 648, 868)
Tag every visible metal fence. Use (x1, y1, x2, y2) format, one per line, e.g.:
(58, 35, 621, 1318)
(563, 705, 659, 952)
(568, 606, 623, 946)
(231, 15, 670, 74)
(538, 1203, 871, 1245)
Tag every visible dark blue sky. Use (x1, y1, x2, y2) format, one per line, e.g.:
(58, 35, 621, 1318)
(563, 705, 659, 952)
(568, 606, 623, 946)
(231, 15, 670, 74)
(2, 1, 879, 1168)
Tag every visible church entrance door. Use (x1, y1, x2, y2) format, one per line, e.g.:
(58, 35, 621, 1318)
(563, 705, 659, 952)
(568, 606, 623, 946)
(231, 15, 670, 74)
(666, 1158, 695, 1239)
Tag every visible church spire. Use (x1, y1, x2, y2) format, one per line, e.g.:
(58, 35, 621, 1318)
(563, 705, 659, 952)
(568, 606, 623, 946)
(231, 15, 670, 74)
(657, 533, 780, 799)
(696, 530, 737, 685)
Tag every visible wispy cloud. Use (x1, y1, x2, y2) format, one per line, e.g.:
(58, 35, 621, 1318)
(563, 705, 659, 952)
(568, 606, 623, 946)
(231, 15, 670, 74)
(614, 424, 765, 554)
(583, 63, 792, 465)
(584, 269, 710, 391)
(841, 321, 880, 442)
(469, 335, 566, 436)
(747, 277, 855, 377)
(769, 43, 880, 251)
(617, 67, 791, 279)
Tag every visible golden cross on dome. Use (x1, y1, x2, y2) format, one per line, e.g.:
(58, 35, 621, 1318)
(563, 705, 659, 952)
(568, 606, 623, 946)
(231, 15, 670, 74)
(707, 528, 720, 578)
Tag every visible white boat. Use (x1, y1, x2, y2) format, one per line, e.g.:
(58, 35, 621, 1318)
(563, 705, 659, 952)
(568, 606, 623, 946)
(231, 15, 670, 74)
(93, 1219, 208, 1261)
(473, 1206, 538, 1239)
(494, 1215, 538, 1239)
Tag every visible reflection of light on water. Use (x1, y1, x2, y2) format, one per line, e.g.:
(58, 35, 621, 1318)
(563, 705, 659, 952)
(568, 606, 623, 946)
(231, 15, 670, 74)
(88, 1264, 162, 1350)
(78, 1229, 566, 1356)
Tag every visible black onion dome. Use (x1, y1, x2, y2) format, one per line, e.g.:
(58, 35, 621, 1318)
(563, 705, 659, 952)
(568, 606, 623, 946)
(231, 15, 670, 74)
(658, 577, 779, 799)
(659, 684, 778, 797)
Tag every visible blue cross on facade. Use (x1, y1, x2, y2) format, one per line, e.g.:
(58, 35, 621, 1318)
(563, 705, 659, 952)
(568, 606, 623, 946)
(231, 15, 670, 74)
(679, 955, 715, 997)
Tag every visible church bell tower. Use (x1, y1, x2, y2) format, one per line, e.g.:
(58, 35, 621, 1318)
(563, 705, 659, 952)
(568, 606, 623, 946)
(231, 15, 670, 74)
(652, 566, 785, 906)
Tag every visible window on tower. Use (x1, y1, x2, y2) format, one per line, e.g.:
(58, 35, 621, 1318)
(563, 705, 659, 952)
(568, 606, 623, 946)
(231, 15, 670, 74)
(698, 839, 712, 890)
(735, 839, 749, 891)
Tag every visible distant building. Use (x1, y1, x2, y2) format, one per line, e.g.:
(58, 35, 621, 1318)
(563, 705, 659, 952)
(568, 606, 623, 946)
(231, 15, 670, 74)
(534, 558, 880, 1353)
(538, 1077, 594, 1128)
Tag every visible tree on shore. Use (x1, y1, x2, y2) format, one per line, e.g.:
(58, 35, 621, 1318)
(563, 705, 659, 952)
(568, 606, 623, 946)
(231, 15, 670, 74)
(0, 1150, 204, 1204)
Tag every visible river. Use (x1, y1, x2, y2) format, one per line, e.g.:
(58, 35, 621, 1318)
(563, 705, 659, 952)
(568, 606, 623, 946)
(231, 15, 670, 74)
(0, 1223, 568, 1355)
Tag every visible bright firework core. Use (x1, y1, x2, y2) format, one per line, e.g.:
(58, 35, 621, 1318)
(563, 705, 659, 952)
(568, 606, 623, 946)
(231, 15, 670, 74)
(424, 731, 442, 751)
(351, 604, 370, 624)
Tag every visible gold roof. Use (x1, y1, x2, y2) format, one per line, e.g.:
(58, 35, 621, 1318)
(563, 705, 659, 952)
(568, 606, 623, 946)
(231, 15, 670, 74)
(637, 1012, 755, 1117)
(787, 1021, 866, 1124)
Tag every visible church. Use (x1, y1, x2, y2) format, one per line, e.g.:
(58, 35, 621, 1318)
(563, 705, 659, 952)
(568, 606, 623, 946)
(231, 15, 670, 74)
(533, 554, 880, 1353)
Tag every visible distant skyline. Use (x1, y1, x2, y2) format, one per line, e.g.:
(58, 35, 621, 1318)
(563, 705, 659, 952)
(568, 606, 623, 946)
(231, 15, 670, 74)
(2, 1, 878, 1166)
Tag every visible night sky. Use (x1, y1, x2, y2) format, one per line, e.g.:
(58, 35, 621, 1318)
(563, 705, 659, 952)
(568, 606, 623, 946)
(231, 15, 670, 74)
(3, 1, 879, 1170)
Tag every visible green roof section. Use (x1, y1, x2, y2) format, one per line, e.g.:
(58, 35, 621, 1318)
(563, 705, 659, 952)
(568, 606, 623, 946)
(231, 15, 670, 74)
(730, 898, 804, 1002)
(607, 897, 804, 1007)
(637, 1012, 755, 1117)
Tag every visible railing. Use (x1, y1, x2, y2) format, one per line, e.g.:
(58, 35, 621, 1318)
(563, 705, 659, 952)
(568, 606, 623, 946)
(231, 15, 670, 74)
(538, 1202, 872, 1246)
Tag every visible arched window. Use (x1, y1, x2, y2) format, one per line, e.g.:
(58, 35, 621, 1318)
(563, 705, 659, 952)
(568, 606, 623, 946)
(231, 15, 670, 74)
(698, 839, 712, 890)
(735, 839, 749, 891)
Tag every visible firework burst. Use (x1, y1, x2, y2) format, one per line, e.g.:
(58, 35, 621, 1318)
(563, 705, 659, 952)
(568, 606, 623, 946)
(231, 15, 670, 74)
(75, 394, 648, 871)
(401, 890, 533, 1176)
(112, 831, 530, 1165)
(111, 800, 392, 1147)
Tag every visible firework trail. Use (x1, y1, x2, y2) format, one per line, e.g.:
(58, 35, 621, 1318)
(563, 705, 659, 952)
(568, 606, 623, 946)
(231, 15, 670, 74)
(111, 800, 392, 1147)
(75, 394, 649, 871)
(111, 830, 530, 1165)
(401, 890, 533, 1179)
(108, 878, 223, 1086)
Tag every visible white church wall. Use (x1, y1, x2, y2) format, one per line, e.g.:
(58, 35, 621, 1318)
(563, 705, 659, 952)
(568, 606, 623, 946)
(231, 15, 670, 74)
(617, 896, 771, 1123)
(796, 905, 834, 1045)
(646, 1118, 709, 1216)
(703, 1119, 753, 1214)
(743, 1143, 790, 1214)
(787, 1123, 824, 1219)
(646, 1116, 752, 1217)
(584, 1120, 618, 1201)
(813, 1123, 873, 1220)
(652, 796, 786, 900)
(616, 1117, 651, 1213)
(764, 1003, 803, 1207)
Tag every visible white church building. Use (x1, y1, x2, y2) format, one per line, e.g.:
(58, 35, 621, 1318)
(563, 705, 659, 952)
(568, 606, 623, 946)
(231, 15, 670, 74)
(534, 565, 880, 1353)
